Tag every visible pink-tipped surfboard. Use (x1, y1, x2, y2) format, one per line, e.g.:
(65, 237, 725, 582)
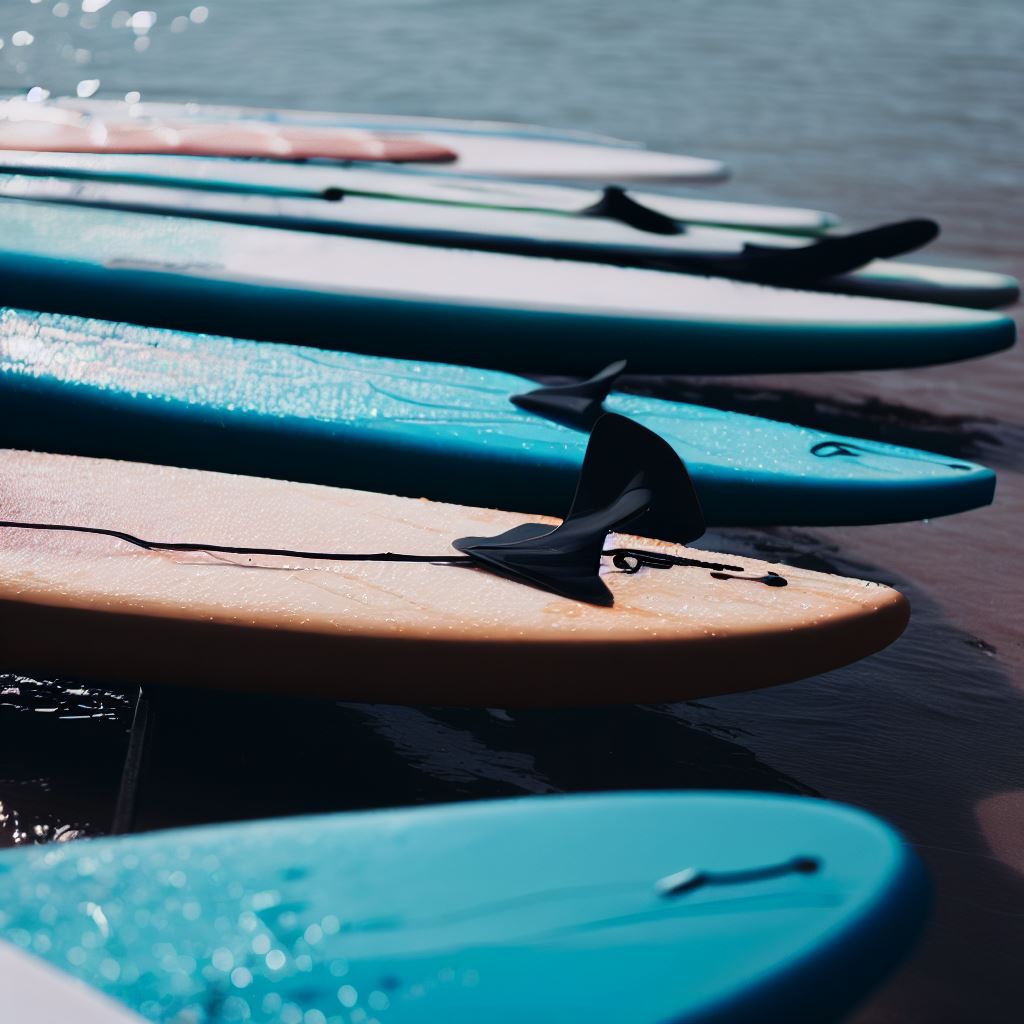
(0, 103, 455, 163)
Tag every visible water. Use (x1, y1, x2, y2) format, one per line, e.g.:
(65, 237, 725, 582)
(0, 0, 1022, 1021)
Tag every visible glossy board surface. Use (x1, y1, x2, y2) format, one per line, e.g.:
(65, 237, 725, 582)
(0, 793, 929, 1024)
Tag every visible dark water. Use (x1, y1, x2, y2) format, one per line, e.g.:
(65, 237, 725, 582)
(1, 1, 1022, 1021)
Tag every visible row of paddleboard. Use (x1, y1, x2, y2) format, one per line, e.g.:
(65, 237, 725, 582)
(0, 98, 1017, 356)
(0, 96, 1003, 1022)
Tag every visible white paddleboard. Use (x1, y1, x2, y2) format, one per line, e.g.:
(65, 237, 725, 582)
(16, 97, 729, 184)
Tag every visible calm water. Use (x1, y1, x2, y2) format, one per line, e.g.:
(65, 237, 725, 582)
(1, 1, 1022, 1021)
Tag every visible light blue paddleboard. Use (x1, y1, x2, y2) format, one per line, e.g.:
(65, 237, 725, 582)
(0, 308, 995, 525)
(0, 792, 929, 1024)
(0, 198, 1012, 375)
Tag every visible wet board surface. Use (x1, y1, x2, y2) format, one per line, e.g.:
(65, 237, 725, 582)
(0, 172, 1015, 308)
(0, 450, 908, 705)
(0, 309, 996, 526)
(0, 149, 835, 233)
(47, 97, 729, 183)
(0, 198, 1011, 375)
(0, 793, 929, 1024)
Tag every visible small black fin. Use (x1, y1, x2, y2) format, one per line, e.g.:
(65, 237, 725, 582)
(735, 218, 940, 286)
(454, 414, 705, 605)
(510, 360, 627, 430)
(581, 186, 683, 236)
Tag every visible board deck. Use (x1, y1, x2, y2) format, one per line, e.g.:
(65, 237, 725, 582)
(0, 198, 1012, 375)
(44, 96, 730, 183)
(0, 309, 996, 526)
(0, 172, 1014, 308)
(0, 793, 929, 1024)
(0, 149, 837, 234)
(0, 450, 909, 705)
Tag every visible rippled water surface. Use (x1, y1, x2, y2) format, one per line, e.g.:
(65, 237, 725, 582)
(0, 1, 1022, 1021)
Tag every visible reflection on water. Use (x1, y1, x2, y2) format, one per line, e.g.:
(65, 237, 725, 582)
(0, 0, 1020, 1021)
(0, 676, 133, 843)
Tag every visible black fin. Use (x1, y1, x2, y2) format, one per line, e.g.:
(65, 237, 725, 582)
(581, 186, 683, 236)
(453, 414, 705, 605)
(510, 360, 627, 430)
(735, 219, 940, 286)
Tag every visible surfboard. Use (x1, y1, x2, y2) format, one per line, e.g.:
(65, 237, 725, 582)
(0, 198, 1011, 374)
(0, 428, 909, 704)
(44, 96, 729, 184)
(0, 792, 929, 1024)
(0, 105, 457, 164)
(0, 171, 1013, 308)
(0, 148, 838, 234)
(0, 308, 995, 525)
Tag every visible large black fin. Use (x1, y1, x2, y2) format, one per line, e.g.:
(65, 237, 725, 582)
(733, 218, 939, 286)
(510, 360, 627, 431)
(580, 186, 683, 236)
(453, 414, 705, 605)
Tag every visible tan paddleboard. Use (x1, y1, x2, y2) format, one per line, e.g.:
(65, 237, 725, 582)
(0, 451, 908, 706)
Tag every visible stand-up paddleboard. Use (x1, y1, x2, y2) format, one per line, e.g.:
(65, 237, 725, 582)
(0, 309, 995, 525)
(0, 171, 1015, 309)
(0, 148, 838, 234)
(0, 793, 929, 1024)
(0, 417, 909, 704)
(0, 199, 1011, 374)
(44, 96, 730, 184)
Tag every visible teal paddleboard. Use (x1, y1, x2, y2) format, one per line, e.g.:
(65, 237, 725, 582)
(0, 198, 1012, 375)
(1, 171, 1014, 309)
(0, 308, 995, 525)
(0, 792, 928, 1024)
